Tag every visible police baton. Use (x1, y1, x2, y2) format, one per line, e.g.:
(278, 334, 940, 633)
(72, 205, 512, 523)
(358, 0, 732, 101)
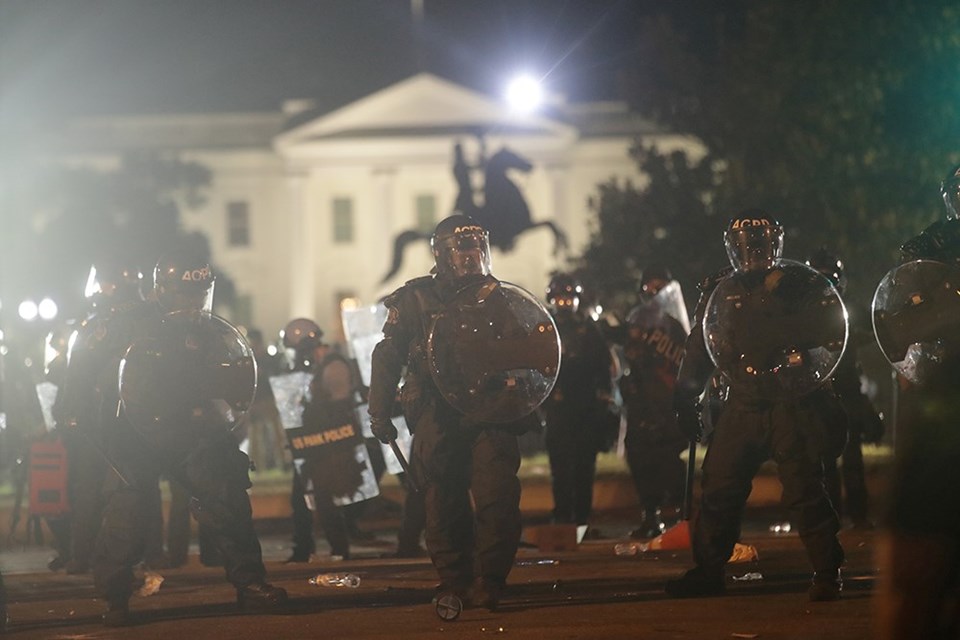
(388, 438, 420, 494)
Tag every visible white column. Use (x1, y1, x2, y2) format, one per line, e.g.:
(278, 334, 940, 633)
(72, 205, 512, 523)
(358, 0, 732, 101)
(286, 168, 316, 320)
(546, 163, 570, 265)
(370, 166, 397, 299)
(546, 163, 569, 231)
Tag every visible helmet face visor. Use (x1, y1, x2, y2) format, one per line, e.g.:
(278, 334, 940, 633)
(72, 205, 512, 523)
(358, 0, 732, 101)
(640, 277, 669, 301)
(725, 226, 784, 271)
(158, 282, 214, 313)
(434, 232, 492, 279)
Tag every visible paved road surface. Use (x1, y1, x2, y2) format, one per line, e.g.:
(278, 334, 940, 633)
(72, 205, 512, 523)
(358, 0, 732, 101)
(0, 514, 880, 639)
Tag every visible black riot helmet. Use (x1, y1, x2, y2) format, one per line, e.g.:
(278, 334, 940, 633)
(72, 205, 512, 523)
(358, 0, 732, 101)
(941, 164, 960, 220)
(85, 259, 144, 309)
(639, 264, 673, 300)
(546, 273, 582, 314)
(805, 246, 847, 294)
(723, 210, 784, 272)
(281, 318, 323, 351)
(280, 318, 323, 372)
(153, 250, 215, 313)
(431, 214, 492, 281)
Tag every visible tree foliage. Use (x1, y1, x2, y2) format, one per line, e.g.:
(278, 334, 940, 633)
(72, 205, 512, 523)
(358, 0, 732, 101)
(4, 151, 218, 322)
(579, 0, 960, 313)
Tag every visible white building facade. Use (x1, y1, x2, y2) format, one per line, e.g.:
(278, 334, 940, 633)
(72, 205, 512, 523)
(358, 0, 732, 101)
(56, 73, 699, 341)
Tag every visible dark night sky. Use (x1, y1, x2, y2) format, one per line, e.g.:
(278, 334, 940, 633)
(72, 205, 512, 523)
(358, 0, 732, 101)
(0, 0, 651, 122)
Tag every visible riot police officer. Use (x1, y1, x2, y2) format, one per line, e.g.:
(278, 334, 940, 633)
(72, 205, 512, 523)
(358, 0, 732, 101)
(293, 320, 357, 561)
(278, 318, 323, 563)
(86, 250, 286, 626)
(806, 247, 883, 529)
(55, 258, 153, 575)
(541, 273, 613, 526)
(666, 212, 846, 602)
(620, 265, 689, 538)
(900, 164, 960, 263)
(367, 214, 529, 610)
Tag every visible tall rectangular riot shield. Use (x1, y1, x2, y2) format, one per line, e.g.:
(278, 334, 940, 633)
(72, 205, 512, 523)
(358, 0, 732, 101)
(342, 303, 413, 474)
(269, 371, 379, 505)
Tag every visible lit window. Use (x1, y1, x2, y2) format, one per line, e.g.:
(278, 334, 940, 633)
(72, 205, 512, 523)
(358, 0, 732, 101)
(332, 197, 354, 243)
(334, 291, 357, 342)
(227, 201, 250, 247)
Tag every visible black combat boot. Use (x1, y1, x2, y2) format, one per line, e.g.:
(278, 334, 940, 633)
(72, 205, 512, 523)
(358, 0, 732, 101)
(808, 569, 842, 602)
(630, 508, 666, 540)
(236, 582, 289, 611)
(665, 566, 725, 598)
(102, 598, 130, 627)
(469, 577, 505, 611)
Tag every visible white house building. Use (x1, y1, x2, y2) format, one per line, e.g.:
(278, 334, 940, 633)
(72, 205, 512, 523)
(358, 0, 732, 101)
(53, 73, 700, 342)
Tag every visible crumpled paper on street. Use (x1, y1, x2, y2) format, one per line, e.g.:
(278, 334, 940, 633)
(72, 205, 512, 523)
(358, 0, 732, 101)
(137, 571, 164, 596)
(727, 542, 759, 563)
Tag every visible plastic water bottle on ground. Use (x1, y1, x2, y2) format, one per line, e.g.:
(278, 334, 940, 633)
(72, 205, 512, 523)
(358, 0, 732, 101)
(614, 542, 645, 556)
(309, 573, 361, 588)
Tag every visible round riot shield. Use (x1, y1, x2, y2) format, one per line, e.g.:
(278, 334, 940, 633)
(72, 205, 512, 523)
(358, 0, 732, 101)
(703, 259, 848, 401)
(119, 310, 257, 436)
(427, 280, 561, 423)
(872, 259, 960, 385)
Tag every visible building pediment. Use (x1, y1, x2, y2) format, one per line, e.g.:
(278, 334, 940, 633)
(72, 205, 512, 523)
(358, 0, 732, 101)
(274, 73, 577, 150)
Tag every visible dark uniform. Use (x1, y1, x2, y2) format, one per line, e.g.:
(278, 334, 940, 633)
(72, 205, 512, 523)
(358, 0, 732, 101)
(299, 347, 361, 560)
(666, 212, 846, 602)
(279, 319, 361, 562)
(276, 318, 324, 563)
(872, 167, 960, 638)
(86, 251, 285, 626)
(875, 355, 960, 638)
(542, 274, 613, 526)
(620, 266, 689, 538)
(368, 215, 526, 609)
(55, 260, 163, 574)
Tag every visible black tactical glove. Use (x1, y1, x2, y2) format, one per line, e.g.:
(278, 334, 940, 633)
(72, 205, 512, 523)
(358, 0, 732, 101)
(675, 400, 703, 443)
(369, 415, 398, 445)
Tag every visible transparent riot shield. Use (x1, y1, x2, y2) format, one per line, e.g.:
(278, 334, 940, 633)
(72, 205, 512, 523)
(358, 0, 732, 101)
(268, 371, 313, 431)
(625, 280, 691, 335)
(118, 310, 257, 437)
(872, 259, 960, 385)
(269, 370, 379, 504)
(341, 303, 388, 388)
(327, 444, 380, 506)
(427, 280, 561, 423)
(35, 382, 58, 432)
(341, 303, 413, 473)
(704, 259, 848, 401)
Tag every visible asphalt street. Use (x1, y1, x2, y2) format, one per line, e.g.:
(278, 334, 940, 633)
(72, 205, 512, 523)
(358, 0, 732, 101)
(0, 505, 881, 639)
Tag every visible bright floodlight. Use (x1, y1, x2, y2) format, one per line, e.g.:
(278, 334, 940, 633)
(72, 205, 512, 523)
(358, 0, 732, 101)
(18, 300, 38, 321)
(38, 297, 58, 320)
(506, 75, 543, 113)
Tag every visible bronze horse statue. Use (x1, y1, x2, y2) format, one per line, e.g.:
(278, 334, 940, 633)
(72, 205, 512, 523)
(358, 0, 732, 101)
(380, 143, 568, 283)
